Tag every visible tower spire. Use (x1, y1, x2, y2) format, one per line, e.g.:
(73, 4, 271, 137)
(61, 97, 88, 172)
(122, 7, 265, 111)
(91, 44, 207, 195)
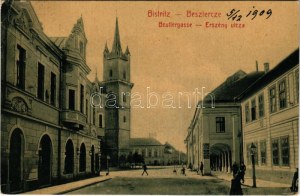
(94, 67, 99, 82)
(111, 17, 122, 55)
(104, 41, 109, 53)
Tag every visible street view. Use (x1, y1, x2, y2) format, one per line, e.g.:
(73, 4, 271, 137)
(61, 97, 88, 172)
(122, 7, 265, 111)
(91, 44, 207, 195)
(1, 1, 299, 195)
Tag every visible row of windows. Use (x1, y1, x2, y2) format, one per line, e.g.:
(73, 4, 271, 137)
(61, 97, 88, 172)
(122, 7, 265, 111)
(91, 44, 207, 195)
(132, 149, 159, 158)
(109, 69, 127, 80)
(245, 72, 299, 123)
(17, 46, 58, 106)
(246, 136, 290, 167)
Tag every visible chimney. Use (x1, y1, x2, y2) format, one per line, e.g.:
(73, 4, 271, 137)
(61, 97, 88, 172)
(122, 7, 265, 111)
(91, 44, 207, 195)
(256, 61, 259, 72)
(264, 62, 269, 73)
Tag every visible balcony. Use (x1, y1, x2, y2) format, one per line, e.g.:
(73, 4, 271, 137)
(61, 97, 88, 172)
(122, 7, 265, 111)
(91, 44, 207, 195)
(61, 110, 87, 130)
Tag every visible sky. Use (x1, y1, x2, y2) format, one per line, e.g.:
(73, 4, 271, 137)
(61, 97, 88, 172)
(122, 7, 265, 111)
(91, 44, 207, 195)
(32, 1, 298, 152)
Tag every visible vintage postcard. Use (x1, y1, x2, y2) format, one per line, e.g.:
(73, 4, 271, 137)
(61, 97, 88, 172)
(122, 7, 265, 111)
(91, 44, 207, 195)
(1, 0, 299, 195)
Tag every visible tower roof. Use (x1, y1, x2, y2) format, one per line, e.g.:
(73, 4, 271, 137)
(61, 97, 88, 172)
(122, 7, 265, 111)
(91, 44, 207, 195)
(111, 17, 122, 55)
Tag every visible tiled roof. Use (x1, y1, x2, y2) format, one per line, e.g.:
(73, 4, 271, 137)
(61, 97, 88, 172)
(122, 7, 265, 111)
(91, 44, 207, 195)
(237, 48, 299, 101)
(130, 138, 163, 146)
(203, 70, 265, 103)
(50, 37, 67, 49)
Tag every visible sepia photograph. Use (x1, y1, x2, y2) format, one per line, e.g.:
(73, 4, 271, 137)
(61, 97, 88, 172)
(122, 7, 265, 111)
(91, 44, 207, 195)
(1, 0, 299, 195)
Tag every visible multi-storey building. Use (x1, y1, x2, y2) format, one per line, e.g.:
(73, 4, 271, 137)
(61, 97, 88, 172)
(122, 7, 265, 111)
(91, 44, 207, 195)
(185, 70, 264, 174)
(237, 49, 299, 183)
(1, 1, 104, 193)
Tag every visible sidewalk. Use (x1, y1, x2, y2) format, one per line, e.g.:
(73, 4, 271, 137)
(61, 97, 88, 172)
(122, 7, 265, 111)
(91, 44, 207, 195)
(22, 175, 112, 195)
(212, 171, 290, 188)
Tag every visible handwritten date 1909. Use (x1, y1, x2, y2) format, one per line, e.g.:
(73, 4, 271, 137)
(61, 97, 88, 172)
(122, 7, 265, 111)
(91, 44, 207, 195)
(226, 7, 272, 22)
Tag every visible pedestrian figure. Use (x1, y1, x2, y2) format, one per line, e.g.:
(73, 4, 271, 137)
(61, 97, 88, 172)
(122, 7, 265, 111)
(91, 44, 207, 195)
(240, 162, 246, 183)
(200, 162, 204, 176)
(229, 171, 243, 195)
(232, 162, 239, 177)
(291, 168, 298, 193)
(141, 163, 148, 176)
(181, 165, 186, 176)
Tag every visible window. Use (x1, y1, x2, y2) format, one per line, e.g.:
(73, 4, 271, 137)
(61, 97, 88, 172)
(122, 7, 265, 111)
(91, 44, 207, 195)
(109, 69, 113, 78)
(123, 93, 126, 103)
(154, 150, 158, 157)
(37, 63, 45, 100)
(258, 94, 264, 118)
(216, 117, 225, 133)
(80, 41, 84, 55)
(279, 80, 287, 109)
(260, 140, 266, 165)
(141, 149, 145, 157)
(245, 103, 250, 123)
(50, 72, 56, 106)
(93, 107, 96, 125)
(296, 70, 299, 103)
(272, 139, 279, 165)
(281, 136, 289, 166)
(123, 116, 126, 123)
(86, 99, 89, 122)
(16, 45, 26, 90)
(251, 98, 256, 121)
(269, 87, 277, 113)
(123, 71, 126, 79)
(80, 85, 84, 113)
(148, 150, 152, 157)
(99, 114, 103, 128)
(68, 89, 75, 110)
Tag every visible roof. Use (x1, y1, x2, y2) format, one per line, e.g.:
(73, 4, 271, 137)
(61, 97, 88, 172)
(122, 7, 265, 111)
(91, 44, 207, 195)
(130, 138, 163, 146)
(203, 70, 265, 104)
(50, 37, 67, 49)
(237, 48, 299, 101)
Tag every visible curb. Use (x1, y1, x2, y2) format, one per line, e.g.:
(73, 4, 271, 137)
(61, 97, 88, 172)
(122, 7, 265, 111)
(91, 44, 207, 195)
(57, 178, 112, 194)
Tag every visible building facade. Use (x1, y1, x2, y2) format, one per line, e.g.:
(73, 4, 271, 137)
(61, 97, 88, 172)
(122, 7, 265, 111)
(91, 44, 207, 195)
(1, 1, 104, 193)
(185, 70, 264, 175)
(130, 138, 186, 166)
(238, 49, 299, 183)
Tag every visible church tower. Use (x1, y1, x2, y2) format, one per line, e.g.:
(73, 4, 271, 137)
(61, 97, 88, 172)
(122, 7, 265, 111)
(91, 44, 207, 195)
(103, 18, 133, 166)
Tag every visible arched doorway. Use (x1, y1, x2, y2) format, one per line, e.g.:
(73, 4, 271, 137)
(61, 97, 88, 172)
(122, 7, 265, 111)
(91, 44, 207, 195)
(91, 145, 95, 174)
(38, 135, 52, 187)
(79, 143, 86, 172)
(9, 129, 24, 192)
(64, 140, 74, 174)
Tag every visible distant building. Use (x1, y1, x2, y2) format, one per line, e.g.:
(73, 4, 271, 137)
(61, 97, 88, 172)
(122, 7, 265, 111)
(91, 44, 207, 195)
(1, 1, 104, 193)
(237, 49, 299, 183)
(185, 69, 264, 174)
(130, 138, 186, 166)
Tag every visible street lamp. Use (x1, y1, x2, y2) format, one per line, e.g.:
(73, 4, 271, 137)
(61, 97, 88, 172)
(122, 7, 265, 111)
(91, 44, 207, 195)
(250, 143, 257, 188)
(106, 155, 110, 176)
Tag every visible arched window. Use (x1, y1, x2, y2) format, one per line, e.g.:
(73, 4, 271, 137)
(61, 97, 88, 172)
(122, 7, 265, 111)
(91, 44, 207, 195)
(79, 143, 86, 172)
(109, 70, 113, 78)
(123, 71, 126, 79)
(64, 140, 74, 174)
